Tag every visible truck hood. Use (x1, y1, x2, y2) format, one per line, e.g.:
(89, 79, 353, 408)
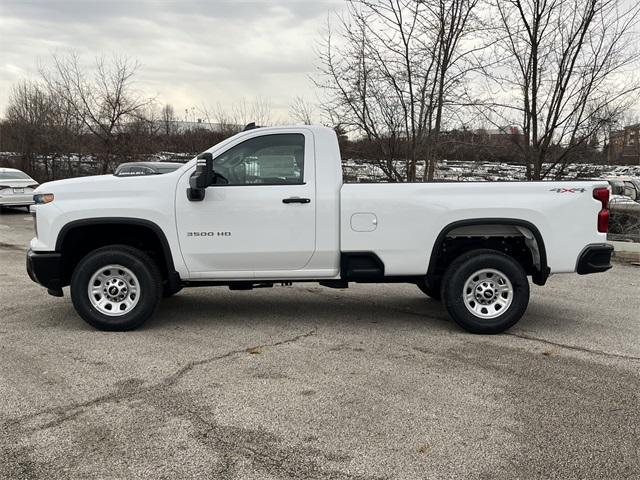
(35, 172, 175, 195)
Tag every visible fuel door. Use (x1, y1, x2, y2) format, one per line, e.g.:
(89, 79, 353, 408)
(350, 212, 378, 232)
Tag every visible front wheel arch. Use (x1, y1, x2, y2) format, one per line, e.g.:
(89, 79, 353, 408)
(56, 218, 177, 288)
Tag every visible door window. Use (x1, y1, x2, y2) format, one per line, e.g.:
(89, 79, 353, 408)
(211, 134, 305, 185)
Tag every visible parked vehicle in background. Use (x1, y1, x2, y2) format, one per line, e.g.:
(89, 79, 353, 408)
(0, 168, 39, 212)
(606, 176, 640, 220)
(27, 125, 613, 334)
(114, 162, 184, 177)
(605, 176, 640, 241)
(606, 176, 639, 206)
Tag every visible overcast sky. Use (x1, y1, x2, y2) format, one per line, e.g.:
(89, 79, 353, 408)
(0, 0, 344, 121)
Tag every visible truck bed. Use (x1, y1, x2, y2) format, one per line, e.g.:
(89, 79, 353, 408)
(340, 181, 608, 276)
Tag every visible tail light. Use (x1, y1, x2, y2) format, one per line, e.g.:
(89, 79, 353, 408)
(593, 187, 609, 233)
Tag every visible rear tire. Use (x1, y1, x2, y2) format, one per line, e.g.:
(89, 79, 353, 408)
(440, 249, 529, 334)
(71, 245, 162, 331)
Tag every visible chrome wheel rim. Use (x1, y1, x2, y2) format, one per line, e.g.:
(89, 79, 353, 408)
(88, 264, 140, 316)
(463, 268, 513, 319)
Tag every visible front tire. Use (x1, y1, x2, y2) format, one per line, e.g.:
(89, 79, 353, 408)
(440, 249, 530, 334)
(71, 245, 162, 331)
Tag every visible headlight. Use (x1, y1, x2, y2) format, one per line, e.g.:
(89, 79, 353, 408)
(34, 193, 54, 204)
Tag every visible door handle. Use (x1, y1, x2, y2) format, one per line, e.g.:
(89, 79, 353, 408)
(282, 197, 311, 204)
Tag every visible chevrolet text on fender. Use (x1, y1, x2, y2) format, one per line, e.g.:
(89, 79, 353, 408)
(26, 125, 613, 333)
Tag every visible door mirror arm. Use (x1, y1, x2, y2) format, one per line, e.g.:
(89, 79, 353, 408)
(187, 152, 214, 201)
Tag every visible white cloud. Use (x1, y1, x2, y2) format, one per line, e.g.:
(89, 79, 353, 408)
(0, 0, 344, 120)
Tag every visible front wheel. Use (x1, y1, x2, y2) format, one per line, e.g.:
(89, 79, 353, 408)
(71, 245, 162, 331)
(441, 249, 530, 334)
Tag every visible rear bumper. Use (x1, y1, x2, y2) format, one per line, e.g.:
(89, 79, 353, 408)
(0, 194, 34, 206)
(26, 249, 64, 293)
(576, 244, 614, 275)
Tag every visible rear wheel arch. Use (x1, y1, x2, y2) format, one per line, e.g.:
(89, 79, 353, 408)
(427, 218, 549, 286)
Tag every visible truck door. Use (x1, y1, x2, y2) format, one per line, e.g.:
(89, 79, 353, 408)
(175, 130, 316, 276)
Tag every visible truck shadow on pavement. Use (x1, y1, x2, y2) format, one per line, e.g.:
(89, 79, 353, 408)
(149, 287, 456, 333)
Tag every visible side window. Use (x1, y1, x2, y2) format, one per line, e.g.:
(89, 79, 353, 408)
(212, 133, 305, 185)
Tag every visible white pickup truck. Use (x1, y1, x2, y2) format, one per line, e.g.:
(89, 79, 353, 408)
(27, 125, 613, 333)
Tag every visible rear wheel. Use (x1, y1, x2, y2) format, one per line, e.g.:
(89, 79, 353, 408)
(71, 245, 162, 331)
(441, 249, 529, 334)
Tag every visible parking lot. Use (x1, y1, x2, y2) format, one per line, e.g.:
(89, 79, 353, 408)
(1, 207, 639, 480)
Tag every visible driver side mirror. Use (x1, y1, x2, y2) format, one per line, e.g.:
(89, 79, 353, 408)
(187, 152, 214, 201)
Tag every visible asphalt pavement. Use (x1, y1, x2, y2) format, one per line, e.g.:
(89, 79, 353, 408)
(1, 207, 639, 480)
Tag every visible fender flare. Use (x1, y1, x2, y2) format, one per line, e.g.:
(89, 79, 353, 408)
(427, 218, 549, 284)
(55, 217, 177, 275)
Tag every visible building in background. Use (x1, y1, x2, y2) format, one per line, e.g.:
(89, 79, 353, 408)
(609, 124, 640, 165)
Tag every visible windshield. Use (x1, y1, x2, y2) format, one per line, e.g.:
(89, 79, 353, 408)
(0, 171, 31, 180)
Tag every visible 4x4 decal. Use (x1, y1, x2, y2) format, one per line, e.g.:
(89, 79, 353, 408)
(549, 188, 586, 193)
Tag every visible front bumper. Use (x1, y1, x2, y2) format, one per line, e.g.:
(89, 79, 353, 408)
(26, 249, 64, 295)
(576, 244, 614, 275)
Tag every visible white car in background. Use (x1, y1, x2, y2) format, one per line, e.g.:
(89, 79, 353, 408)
(0, 168, 39, 211)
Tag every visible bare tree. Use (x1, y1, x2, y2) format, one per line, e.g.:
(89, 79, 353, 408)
(202, 97, 276, 134)
(41, 53, 153, 173)
(316, 0, 479, 181)
(481, 0, 640, 180)
(289, 96, 315, 125)
(160, 103, 176, 136)
(4, 80, 54, 175)
(231, 97, 274, 127)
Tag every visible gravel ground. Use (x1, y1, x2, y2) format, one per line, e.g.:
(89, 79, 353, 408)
(1, 207, 639, 480)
